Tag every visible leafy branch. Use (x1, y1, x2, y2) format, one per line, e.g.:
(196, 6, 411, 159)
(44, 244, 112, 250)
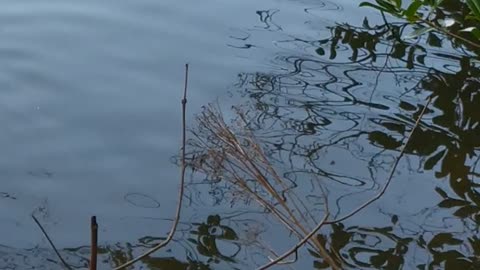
(360, 0, 480, 48)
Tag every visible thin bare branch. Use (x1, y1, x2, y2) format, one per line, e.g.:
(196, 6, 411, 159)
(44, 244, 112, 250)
(114, 63, 190, 270)
(32, 214, 73, 270)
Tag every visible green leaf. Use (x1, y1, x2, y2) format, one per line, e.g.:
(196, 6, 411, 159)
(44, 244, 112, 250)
(394, 0, 402, 9)
(360, 2, 393, 13)
(432, 0, 444, 8)
(405, 26, 433, 39)
(422, 0, 432, 5)
(462, 26, 477, 32)
(471, 0, 480, 16)
(461, 26, 480, 39)
(472, 28, 480, 39)
(466, 0, 480, 22)
(376, 0, 397, 11)
(405, 1, 422, 21)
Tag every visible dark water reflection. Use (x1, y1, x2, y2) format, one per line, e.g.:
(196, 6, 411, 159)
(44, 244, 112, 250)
(3, 0, 480, 269)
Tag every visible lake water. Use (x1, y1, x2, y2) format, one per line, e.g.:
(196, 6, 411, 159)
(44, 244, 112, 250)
(1, 0, 479, 269)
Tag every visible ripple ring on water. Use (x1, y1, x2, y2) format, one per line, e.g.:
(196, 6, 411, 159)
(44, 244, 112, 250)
(124, 193, 161, 209)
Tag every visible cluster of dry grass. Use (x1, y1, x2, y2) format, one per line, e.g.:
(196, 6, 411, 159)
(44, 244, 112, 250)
(188, 104, 342, 269)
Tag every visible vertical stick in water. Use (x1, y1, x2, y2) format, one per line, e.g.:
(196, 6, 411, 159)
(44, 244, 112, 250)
(90, 216, 98, 270)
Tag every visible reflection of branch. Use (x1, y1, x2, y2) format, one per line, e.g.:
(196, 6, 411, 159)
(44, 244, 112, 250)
(114, 64, 190, 269)
(369, 42, 394, 104)
(32, 214, 73, 270)
(326, 96, 432, 224)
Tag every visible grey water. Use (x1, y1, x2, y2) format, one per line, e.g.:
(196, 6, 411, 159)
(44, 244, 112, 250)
(1, 0, 478, 269)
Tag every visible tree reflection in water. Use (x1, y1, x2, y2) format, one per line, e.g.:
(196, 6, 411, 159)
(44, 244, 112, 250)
(187, 1, 480, 269)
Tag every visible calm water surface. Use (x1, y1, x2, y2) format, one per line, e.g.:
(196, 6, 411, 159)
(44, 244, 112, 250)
(1, 0, 479, 269)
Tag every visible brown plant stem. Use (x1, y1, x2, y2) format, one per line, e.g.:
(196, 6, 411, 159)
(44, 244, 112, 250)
(113, 63, 189, 269)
